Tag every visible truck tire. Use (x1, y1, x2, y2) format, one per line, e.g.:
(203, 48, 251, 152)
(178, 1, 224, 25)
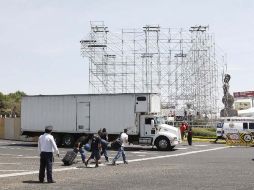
(52, 134, 62, 147)
(63, 134, 75, 147)
(155, 136, 171, 151)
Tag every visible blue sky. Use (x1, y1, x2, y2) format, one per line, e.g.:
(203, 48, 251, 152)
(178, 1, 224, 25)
(0, 0, 253, 95)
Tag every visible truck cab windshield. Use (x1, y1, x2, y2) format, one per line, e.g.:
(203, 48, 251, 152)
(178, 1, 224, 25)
(154, 117, 166, 125)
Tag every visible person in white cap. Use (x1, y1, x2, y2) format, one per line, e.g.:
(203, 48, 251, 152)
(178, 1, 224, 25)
(38, 126, 59, 183)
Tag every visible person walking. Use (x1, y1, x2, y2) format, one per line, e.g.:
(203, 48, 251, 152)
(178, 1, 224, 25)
(187, 124, 192, 146)
(112, 129, 128, 165)
(214, 129, 224, 143)
(180, 123, 186, 141)
(99, 128, 109, 162)
(85, 133, 101, 167)
(75, 135, 91, 152)
(73, 142, 86, 163)
(38, 126, 59, 183)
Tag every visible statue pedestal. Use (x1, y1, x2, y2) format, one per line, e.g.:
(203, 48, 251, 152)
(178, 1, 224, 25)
(220, 108, 238, 117)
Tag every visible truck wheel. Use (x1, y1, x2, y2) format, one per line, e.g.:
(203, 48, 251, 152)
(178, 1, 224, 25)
(53, 134, 62, 147)
(155, 136, 171, 151)
(63, 134, 75, 147)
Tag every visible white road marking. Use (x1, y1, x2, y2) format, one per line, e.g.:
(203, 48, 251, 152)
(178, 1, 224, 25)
(0, 167, 78, 178)
(0, 147, 35, 151)
(176, 147, 187, 150)
(0, 154, 13, 156)
(131, 151, 149, 154)
(127, 147, 228, 163)
(18, 156, 39, 159)
(0, 163, 21, 165)
(194, 145, 208, 147)
(0, 170, 30, 172)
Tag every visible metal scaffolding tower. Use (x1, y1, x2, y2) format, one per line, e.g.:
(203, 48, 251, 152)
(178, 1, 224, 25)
(81, 22, 225, 115)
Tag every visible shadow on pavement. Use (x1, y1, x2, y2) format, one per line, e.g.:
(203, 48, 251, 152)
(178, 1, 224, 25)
(22, 180, 42, 184)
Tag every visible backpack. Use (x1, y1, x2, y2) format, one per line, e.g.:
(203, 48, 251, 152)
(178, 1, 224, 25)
(111, 138, 122, 150)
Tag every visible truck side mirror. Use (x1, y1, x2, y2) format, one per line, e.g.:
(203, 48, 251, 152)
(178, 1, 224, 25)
(151, 119, 154, 128)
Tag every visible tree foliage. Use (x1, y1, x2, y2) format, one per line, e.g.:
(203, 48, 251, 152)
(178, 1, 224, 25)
(0, 91, 26, 117)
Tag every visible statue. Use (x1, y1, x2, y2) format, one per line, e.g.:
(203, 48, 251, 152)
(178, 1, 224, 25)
(220, 74, 238, 117)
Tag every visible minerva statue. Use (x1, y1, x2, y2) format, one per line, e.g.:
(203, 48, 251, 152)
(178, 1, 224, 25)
(220, 74, 238, 117)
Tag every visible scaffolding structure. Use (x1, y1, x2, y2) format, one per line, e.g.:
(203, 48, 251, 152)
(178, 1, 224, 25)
(80, 22, 226, 115)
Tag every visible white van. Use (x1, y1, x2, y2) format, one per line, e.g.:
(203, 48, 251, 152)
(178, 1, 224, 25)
(216, 117, 254, 137)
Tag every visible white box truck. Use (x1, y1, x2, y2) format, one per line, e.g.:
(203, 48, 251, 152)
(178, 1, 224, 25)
(21, 93, 181, 150)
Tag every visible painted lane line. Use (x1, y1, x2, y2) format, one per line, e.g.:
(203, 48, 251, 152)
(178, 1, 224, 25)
(0, 170, 30, 172)
(0, 147, 36, 151)
(194, 145, 208, 147)
(0, 163, 21, 165)
(131, 152, 149, 154)
(176, 148, 187, 150)
(127, 147, 228, 163)
(0, 154, 13, 156)
(0, 167, 78, 178)
(18, 156, 39, 159)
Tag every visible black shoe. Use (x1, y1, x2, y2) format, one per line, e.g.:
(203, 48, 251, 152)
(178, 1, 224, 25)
(85, 161, 88, 167)
(124, 161, 128, 164)
(112, 160, 116, 165)
(39, 180, 44, 183)
(48, 180, 56, 183)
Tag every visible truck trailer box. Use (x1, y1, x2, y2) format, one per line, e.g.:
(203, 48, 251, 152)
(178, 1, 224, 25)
(21, 93, 160, 135)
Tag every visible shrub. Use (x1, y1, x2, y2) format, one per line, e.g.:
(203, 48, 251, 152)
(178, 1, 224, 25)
(192, 127, 216, 138)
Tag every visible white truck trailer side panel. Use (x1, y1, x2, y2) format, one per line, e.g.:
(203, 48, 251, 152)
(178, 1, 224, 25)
(21, 96, 76, 132)
(87, 94, 138, 135)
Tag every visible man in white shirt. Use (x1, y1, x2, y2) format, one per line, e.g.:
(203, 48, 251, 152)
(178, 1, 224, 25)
(38, 126, 59, 183)
(112, 129, 128, 165)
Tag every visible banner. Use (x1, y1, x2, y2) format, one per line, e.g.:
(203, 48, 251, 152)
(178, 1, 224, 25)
(225, 131, 254, 146)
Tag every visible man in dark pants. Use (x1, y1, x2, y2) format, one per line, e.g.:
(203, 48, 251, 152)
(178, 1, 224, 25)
(38, 126, 59, 183)
(187, 125, 192, 146)
(112, 129, 128, 165)
(99, 128, 109, 162)
(85, 134, 101, 167)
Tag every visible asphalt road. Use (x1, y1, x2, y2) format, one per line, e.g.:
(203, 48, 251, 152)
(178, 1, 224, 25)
(0, 139, 254, 190)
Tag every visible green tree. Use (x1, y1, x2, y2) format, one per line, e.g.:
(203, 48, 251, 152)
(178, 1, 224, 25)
(0, 91, 26, 117)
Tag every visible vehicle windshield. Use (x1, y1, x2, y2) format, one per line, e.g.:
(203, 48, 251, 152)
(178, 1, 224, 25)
(217, 122, 223, 128)
(155, 117, 166, 125)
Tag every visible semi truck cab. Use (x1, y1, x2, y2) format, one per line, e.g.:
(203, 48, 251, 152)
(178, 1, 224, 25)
(139, 115, 180, 150)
